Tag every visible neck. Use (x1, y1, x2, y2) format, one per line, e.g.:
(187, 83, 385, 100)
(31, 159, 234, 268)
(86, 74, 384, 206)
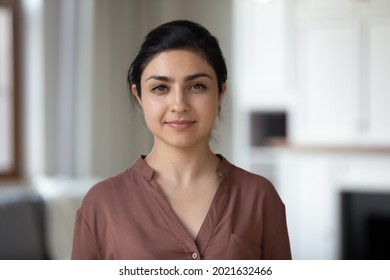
(145, 139, 220, 186)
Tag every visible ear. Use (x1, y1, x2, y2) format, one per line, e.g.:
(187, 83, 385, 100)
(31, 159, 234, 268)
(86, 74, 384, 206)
(218, 83, 227, 106)
(131, 84, 143, 107)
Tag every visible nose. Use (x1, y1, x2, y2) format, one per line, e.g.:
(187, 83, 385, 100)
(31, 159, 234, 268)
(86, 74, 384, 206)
(170, 88, 190, 113)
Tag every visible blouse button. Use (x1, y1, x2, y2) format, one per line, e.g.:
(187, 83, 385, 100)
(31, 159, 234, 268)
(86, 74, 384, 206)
(191, 252, 198, 259)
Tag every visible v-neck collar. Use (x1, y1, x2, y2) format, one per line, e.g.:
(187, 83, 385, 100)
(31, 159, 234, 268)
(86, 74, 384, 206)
(193, 173, 228, 254)
(132, 154, 232, 256)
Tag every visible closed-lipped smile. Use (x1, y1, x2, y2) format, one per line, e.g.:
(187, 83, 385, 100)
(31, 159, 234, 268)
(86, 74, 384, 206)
(165, 120, 196, 130)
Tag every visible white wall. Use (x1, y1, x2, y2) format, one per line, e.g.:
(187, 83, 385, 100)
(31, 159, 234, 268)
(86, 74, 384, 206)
(89, 0, 151, 177)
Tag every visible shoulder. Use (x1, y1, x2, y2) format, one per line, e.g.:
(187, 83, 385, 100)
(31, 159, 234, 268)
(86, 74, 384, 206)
(78, 164, 141, 214)
(82, 156, 150, 202)
(227, 161, 277, 194)
(230, 164, 272, 186)
(87, 168, 128, 196)
(221, 157, 284, 207)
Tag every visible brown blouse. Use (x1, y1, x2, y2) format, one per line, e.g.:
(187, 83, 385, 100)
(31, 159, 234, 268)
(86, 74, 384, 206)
(71, 155, 291, 260)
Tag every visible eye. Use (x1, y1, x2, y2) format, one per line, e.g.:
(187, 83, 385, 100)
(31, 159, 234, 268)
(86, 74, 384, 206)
(189, 83, 206, 93)
(151, 85, 168, 94)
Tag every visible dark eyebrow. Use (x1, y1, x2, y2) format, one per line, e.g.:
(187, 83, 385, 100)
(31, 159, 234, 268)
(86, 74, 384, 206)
(145, 73, 213, 83)
(184, 73, 213, 82)
(145, 75, 174, 82)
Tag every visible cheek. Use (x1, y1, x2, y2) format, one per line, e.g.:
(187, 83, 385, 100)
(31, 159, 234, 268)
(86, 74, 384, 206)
(142, 110, 160, 133)
(199, 97, 219, 115)
(142, 100, 165, 123)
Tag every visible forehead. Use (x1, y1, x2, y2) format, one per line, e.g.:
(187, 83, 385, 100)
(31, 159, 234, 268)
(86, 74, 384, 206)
(141, 49, 216, 80)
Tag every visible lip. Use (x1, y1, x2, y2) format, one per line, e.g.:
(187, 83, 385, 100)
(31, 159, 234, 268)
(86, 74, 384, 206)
(165, 120, 196, 130)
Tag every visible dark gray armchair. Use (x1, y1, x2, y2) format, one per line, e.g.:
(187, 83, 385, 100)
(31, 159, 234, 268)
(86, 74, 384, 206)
(0, 188, 48, 259)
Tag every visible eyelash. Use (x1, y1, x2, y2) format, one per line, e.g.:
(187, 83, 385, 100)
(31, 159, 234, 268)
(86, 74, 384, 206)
(150, 83, 207, 95)
(151, 85, 168, 94)
(189, 83, 206, 91)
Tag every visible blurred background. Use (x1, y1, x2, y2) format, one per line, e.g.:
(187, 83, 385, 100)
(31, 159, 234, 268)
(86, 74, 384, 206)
(0, 0, 390, 260)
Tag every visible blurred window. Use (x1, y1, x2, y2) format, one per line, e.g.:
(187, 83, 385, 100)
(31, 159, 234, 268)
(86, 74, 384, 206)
(0, 0, 20, 178)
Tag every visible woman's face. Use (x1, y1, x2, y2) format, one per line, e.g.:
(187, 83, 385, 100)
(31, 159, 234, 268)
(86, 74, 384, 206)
(132, 49, 225, 150)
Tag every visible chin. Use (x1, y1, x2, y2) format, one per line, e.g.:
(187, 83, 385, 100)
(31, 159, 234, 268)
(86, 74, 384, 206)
(165, 136, 209, 150)
(168, 140, 198, 149)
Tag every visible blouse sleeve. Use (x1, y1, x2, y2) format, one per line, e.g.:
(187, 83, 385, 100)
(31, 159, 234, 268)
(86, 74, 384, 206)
(264, 205, 292, 260)
(71, 210, 101, 260)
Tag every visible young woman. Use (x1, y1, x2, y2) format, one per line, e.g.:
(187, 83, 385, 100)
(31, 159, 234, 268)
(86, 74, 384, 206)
(71, 20, 291, 260)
